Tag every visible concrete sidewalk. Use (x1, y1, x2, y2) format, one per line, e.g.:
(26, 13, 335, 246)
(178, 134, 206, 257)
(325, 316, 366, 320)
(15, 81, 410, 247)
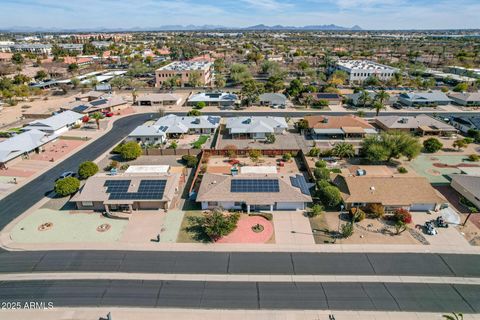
(1, 272, 480, 285)
(1, 308, 478, 320)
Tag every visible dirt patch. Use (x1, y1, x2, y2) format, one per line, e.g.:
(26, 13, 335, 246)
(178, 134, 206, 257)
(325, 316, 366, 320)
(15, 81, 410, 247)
(433, 162, 480, 168)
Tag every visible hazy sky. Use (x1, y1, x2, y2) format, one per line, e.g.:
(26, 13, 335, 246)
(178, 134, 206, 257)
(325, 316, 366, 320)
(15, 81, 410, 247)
(0, 0, 479, 30)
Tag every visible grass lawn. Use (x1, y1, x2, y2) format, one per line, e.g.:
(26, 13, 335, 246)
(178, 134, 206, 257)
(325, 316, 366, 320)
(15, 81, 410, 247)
(191, 135, 209, 149)
(176, 210, 210, 243)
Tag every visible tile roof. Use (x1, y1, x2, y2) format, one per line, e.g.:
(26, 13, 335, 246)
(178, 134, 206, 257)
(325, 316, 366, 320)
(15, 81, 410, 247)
(375, 115, 456, 131)
(450, 174, 480, 199)
(333, 174, 445, 206)
(305, 115, 373, 130)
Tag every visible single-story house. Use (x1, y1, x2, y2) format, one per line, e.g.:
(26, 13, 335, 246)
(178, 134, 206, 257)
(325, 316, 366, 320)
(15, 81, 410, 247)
(332, 174, 446, 212)
(259, 93, 288, 107)
(450, 174, 480, 210)
(398, 91, 451, 107)
(128, 114, 221, 142)
(304, 115, 377, 140)
(225, 116, 288, 139)
(136, 93, 181, 106)
(0, 129, 57, 167)
(75, 91, 105, 102)
(374, 115, 457, 136)
(196, 172, 313, 212)
(450, 116, 480, 133)
(187, 92, 238, 107)
(303, 93, 343, 106)
(23, 111, 83, 135)
(61, 95, 127, 114)
(448, 92, 480, 107)
(71, 173, 181, 212)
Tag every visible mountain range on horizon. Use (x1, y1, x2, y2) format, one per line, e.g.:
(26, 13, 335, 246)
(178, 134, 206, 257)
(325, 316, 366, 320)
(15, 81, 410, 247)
(0, 24, 363, 33)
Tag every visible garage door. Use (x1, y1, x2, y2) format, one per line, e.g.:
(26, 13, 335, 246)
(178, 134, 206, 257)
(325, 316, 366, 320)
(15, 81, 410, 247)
(410, 203, 435, 211)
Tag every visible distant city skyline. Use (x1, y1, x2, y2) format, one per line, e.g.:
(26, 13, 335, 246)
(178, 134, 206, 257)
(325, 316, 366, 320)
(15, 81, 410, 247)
(0, 0, 479, 31)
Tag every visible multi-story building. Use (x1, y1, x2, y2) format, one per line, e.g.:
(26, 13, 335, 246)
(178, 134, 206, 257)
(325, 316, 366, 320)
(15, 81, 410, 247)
(155, 60, 213, 87)
(10, 43, 52, 55)
(333, 60, 397, 83)
(58, 43, 84, 54)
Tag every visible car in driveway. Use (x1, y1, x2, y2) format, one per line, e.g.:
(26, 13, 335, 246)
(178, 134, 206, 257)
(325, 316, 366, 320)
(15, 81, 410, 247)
(55, 171, 76, 181)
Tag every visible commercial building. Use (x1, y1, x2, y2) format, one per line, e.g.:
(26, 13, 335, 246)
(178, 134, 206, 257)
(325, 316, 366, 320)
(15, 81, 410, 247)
(71, 171, 181, 213)
(196, 171, 312, 212)
(155, 60, 213, 87)
(10, 43, 52, 55)
(225, 116, 288, 139)
(333, 60, 397, 83)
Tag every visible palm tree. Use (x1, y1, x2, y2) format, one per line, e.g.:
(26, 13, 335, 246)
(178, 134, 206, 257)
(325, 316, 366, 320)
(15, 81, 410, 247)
(91, 112, 103, 130)
(332, 142, 355, 159)
(358, 90, 371, 108)
(373, 101, 386, 116)
(442, 312, 463, 320)
(304, 95, 314, 109)
(375, 90, 390, 105)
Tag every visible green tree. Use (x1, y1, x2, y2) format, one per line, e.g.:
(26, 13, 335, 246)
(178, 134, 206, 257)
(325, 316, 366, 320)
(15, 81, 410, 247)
(68, 63, 79, 74)
(358, 90, 371, 108)
(199, 208, 240, 242)
(314, 167, 331, 181)
(306, 203, 324, 217)
(78, 161, 99, 179)
(266, 133, 276, 144)
(362, 131, 421, 162)
(54, 177, 80, 197)
(12, 53, 24, 66)
(373, 100, 386, 116)
(265, 75, 285, 92)
(241, 79, 264, 107)
(423, 137, 443, 153)
(119, 141, 142, 161)
(188, 70, 203, 87)
(248, 149, 262, 163)
(332, 142, 355, 159)
(35, 70, 48, 81)
(182, 155, 198, 168)
(195, 101, 206, 109)
(187, 109, 201, 116)
(230, 63, 252, 85)
(214, 73, 226, 88)
(453, 139, 468, 151)
(91, 112, 103, 130)
(453, 82, 469, 92)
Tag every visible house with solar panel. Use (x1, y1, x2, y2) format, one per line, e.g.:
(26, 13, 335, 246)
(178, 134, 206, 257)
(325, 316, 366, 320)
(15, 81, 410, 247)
(60, 95, 127, 115)
(196, 168, 313, 212)
(127, 114, 221, 144)
(225, 116, 288, 140)
(187, 92, 238, 107)
(71, 169, 181, 212)
(303, 92, 343, 106)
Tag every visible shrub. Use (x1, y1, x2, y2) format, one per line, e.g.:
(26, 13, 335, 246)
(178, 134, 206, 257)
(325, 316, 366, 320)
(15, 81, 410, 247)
(111, 142, 124, 154)
(341, 223, 354, 238)
(248, 149, 262, 162)
(248, 212, 273, 221)
(348, 207, 366, 222)
(282, 152, 292, 162)
(306, 204, 324, 217)
(319, 185, 342, 208)
(77, 161, 99, 179)
(308, 147, 320, 157)
(423, 137, 443, 153)
(394, 208, 412, 224)
(314, 167, 330, 181)
(119, 141, 142, 161)
(120, 164, 130, 170)
(110, 160, 119, 169)
(367, 203, 385, 219)
(54, 177, 80, 197)
(315, 160, 327, 168)
(195, 101, 206, 109)
(182, 154, 198, 168)
(169, 141, 178, 149)
(468, 154, 480, 162)
(330, 168, 342, 173)
(397, 166, 408, 174)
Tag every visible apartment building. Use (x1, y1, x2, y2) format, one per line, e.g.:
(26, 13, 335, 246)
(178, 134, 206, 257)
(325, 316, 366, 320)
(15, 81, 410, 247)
(155, 60, 213, 87)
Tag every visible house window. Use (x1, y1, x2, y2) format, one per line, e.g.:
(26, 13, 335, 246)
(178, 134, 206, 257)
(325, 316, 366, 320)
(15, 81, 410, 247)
(234, 202, 243, 207)
(207, 201, 218, 207)
(81, 201, 94, 207)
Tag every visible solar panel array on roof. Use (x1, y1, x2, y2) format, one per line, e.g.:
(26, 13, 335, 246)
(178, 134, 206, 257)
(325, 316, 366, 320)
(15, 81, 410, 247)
(90, 99, 108, 106)
(104, 179, 166, 200)
(158, 126, 168, 132)
(317, 93, 340, 99)
(290, 174, 311, 196)
(72, 105, 89, 113)
(231, 179, 279, 193)
(207, 116, 220, 125)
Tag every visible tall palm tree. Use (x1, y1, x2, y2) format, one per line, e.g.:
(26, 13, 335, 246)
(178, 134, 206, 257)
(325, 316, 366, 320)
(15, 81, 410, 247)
(91, 112, 103, 130)
(375, 89, 390, 104)
(373, 101, 386, 117)
(358, 90, 371, 108)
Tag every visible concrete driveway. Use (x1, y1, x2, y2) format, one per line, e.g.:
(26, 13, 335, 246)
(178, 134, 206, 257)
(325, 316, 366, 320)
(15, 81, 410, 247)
(272, 210, 315, 245)
(412, 211, 470, 247)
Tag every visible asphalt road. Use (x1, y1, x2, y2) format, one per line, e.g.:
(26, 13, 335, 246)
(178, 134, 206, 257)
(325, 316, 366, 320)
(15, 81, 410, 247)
(1, 279, 479, 312)
(0, 113, 156, 231)
(0, 250, 479, 277)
